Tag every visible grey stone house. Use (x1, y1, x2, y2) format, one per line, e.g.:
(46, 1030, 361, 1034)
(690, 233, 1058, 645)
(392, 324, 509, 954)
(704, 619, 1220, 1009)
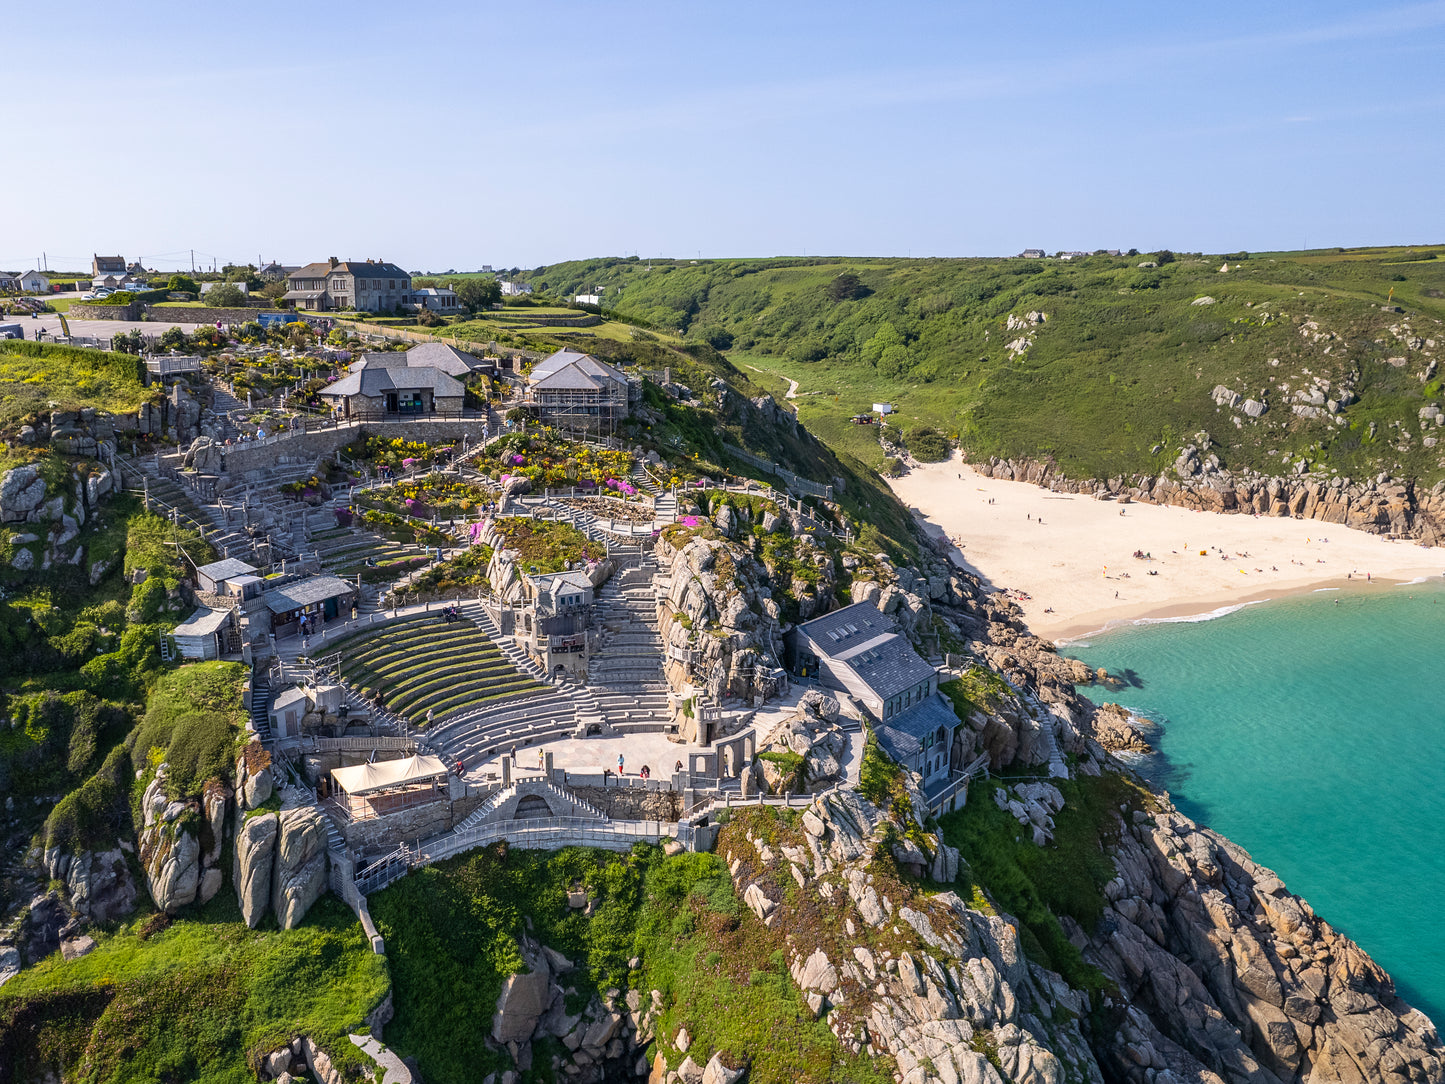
(282, 258, 411, 313)
(318, 355, 465, 418)
(788, 600, 964, 811)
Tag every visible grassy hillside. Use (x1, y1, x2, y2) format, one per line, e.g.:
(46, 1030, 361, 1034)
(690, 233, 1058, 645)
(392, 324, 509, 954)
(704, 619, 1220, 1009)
(0, 341, 150, 429)
(0, 896, 388, 1083)
(526, 248, 1445, 484)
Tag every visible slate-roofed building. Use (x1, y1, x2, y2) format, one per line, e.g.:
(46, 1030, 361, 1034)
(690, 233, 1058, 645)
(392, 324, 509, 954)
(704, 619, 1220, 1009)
(523, 348, 637, 429)
(261, 574, 358, 635)
(282, 257, 412, 313)
(195, 557, 259, 594)
(790, 601, 938, 722)
(789, 600, 965, 812)
(318, 354, 465, 418)
(92, 255, 126, 277)
(516, 568, 598, 678)
(393, 341, 486, 377)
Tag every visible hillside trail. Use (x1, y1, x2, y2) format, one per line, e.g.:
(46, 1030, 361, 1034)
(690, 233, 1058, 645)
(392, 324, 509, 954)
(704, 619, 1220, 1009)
(745, 363, 799, 399)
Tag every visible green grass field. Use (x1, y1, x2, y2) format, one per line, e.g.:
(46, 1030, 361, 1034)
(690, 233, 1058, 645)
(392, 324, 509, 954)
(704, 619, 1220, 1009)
(0, 895, 388, 1082)
(0, 340, 150, 426)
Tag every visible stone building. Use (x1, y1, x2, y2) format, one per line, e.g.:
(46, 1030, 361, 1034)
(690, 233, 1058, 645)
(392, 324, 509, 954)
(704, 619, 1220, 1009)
(282, 258, 412, 313)
(522, 349, 637, 430)
(318, 355, 465, 418)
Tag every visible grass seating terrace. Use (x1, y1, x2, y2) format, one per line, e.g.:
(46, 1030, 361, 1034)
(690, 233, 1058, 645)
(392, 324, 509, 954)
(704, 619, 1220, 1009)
(326, 615, 546, 726)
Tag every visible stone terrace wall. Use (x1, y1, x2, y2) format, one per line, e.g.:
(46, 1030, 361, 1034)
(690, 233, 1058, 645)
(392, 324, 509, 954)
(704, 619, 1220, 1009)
(141, 305, 277, 325)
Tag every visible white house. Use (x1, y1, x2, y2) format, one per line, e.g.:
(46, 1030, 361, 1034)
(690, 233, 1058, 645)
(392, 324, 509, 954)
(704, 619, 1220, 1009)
(500, 281, 533, 297)
(573, 293, 602, 306)
(19, 271, 50, 293)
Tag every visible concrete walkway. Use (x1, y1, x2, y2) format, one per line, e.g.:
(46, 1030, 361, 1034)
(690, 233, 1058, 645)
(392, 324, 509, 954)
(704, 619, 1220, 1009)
(467, 728, 694, 783)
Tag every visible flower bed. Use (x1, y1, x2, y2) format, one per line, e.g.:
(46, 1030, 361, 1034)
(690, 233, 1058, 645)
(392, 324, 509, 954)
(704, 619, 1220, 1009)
(357, 507, 450, 546)
(476, 433, 633, 490)
(355, 475, 496, 521)
(492, 517, 606, 573)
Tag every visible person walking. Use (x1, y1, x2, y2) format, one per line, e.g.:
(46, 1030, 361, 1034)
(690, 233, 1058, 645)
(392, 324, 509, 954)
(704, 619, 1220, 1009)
(617, 752, 625, 777)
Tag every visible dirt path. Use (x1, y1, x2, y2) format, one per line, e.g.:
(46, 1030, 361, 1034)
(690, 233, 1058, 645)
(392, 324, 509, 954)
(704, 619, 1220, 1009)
(745, 363, 799, 399)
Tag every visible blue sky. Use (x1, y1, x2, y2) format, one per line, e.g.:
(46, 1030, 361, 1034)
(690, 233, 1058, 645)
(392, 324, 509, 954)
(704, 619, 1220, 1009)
(4, 0, 1443, 271)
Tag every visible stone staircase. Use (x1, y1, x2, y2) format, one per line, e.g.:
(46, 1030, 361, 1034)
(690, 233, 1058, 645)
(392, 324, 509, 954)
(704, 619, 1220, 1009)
(584, 556, 672, 731)
(249, 668, 272, 740)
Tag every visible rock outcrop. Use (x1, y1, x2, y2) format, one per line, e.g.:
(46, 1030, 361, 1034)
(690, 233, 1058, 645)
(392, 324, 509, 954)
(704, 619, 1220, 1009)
(42, 846, 137, 923)
(136, 769, 202, 914)
(272, 806, 329, 930)
(234, 811, 279, 927)
(756, 689, 848, 793)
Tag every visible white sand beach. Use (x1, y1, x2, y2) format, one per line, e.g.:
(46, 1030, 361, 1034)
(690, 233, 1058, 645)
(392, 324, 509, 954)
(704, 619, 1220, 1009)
(888, 455, 1445, 642)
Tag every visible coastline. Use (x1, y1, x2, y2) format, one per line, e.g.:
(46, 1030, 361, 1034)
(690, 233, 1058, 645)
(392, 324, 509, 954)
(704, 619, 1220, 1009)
(887, 453, 1444, 642)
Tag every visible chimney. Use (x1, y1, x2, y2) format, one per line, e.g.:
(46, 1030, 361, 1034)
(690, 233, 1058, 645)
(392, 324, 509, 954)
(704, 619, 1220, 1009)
(328, 256, 338, 268)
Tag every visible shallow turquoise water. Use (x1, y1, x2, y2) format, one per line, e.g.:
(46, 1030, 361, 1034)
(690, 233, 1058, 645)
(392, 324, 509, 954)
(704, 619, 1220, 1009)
(1065, 581, 1445, 1025)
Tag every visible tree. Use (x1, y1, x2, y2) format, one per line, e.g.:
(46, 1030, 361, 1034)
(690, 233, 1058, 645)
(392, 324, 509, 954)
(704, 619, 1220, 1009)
(451, 277, 502, 313)
(1154, 250, 1175, 266)
(907, 426, 951, 462)
(158, 327, 189, 352)
(110, 330, 143, 355)
(256, 279, 289, 303)
(203, 284, 249, 308)
(166, 274, 200, 295)
(827, 272, 869, 302)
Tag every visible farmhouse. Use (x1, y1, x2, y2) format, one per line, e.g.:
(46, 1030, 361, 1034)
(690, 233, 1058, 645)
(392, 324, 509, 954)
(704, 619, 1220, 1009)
(283, 257, 412, 313)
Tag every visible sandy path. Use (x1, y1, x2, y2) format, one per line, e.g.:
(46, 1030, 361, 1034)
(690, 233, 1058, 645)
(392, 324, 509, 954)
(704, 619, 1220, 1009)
(745, 364, 799, 399)
(888, 455, 1444, 641)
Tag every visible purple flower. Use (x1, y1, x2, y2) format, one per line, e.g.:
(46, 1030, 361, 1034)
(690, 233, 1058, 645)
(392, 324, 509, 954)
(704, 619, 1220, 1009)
(679, 515, 701, 527)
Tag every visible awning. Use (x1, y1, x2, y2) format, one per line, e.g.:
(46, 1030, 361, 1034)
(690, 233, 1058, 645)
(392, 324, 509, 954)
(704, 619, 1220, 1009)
(331, 754, 449, 796)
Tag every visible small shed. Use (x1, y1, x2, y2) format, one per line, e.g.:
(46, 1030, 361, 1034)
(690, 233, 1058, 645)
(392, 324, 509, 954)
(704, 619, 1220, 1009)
(224, 573, 265, 602)
(330, 754, 450, 819)
(196, 557, 259, 595)
(262, 574, 358, 636)
(269, 686, 310, 739)
(172, 607, 236, 660)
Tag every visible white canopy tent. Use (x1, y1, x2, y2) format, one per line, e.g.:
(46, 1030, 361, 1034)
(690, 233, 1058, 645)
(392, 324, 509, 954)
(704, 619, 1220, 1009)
(331, 754, 449, 797)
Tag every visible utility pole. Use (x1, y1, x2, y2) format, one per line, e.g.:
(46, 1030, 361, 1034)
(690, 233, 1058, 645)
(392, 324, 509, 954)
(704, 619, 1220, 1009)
(191, 249, 195, 273)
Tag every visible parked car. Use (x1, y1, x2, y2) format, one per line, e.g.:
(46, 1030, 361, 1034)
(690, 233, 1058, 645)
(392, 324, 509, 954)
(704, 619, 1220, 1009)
(80, 293, 95, 300)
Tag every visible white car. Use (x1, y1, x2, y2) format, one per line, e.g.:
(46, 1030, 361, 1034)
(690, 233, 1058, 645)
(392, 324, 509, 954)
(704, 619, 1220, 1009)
(81, 293, 96, 300)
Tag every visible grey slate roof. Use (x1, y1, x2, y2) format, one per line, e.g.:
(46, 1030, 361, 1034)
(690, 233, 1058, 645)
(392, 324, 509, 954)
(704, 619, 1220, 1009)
(873, 695, 960, 764)
(196, 557, 259, 582)
(530, 349, 626, 388)
(263, 575, 356, 613)
(797, 601, 897, 648)
(838, 635, 936, 702)
(173, 607, 232, 637)
(320, 364, 464, 399)
(405, 342, 480, 376)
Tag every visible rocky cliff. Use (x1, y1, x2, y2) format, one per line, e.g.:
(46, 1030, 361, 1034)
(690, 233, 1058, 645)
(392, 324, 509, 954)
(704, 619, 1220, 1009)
(643, 505, 1444, 1083)
(974, 451, 1445, 546)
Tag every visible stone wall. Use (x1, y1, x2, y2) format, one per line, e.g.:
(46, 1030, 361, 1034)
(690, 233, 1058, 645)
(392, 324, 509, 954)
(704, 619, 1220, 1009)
(69, 302, 142, 320)
(341, 800, 453, 855)
(141, 305, 276, 325)
(571, 786, 680, 821)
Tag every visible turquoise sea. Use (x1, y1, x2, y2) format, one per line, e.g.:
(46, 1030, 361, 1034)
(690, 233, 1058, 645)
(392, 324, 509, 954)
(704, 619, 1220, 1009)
(1065, 580, 1445, 1025)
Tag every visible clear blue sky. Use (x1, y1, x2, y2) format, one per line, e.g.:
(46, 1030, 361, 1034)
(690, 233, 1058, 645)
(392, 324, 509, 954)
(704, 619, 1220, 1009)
(4, 0, 1443, 272)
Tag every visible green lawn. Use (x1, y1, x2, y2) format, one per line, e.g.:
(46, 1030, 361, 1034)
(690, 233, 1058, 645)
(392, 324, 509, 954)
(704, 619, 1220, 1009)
(0, 340, 150, 425)
(0, 896, 389, 1083)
